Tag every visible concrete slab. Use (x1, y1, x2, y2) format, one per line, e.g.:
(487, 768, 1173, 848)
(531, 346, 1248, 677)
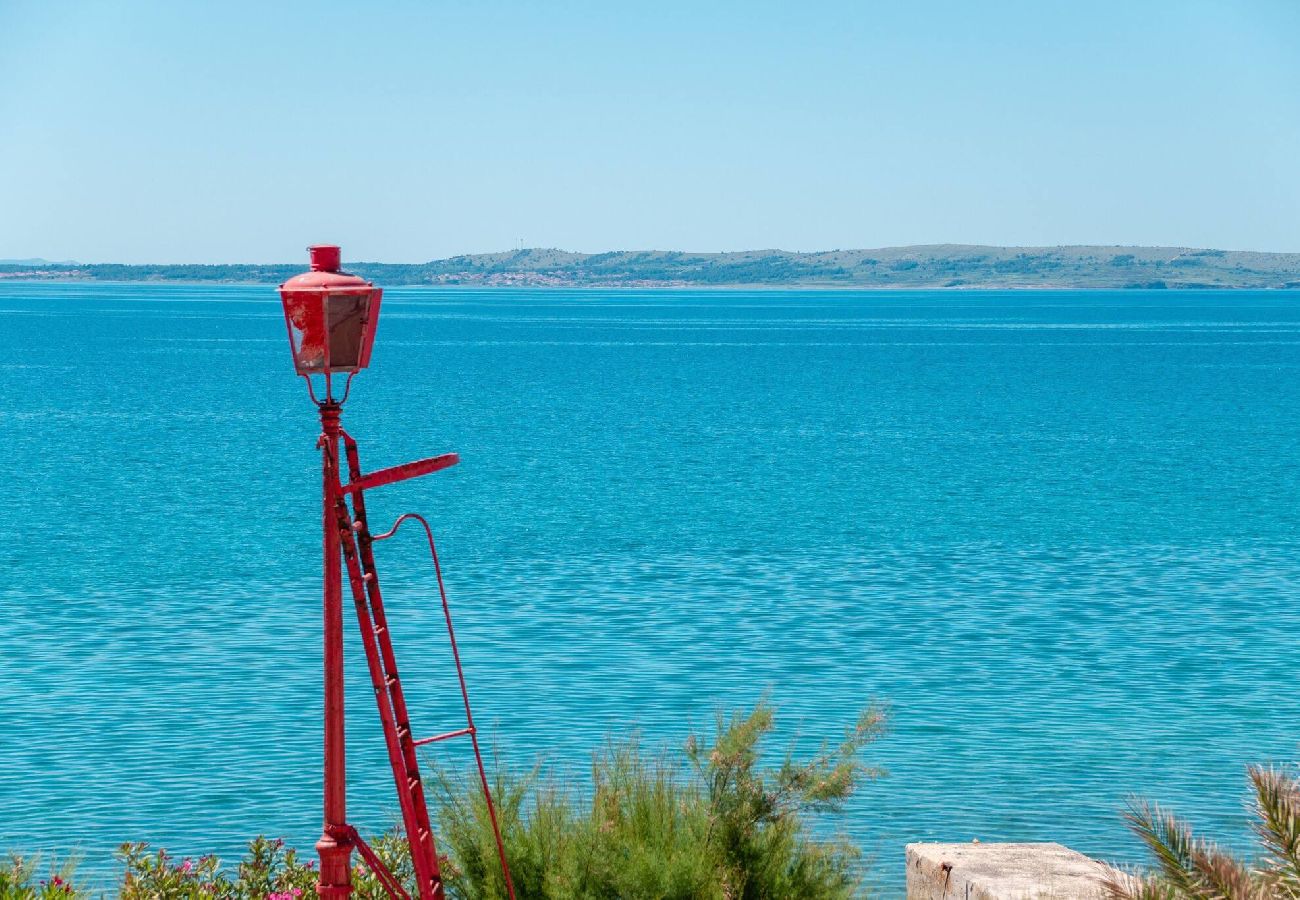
(905, 842, 1122, 900)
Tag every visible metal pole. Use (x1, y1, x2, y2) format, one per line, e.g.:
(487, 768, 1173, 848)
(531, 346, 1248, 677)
(316, 401, 353, 898)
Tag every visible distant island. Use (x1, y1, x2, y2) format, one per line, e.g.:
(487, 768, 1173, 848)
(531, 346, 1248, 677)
(4, 245, 1300, 289)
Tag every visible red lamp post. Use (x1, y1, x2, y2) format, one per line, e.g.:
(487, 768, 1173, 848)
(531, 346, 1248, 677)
(279, 246, 513, 900)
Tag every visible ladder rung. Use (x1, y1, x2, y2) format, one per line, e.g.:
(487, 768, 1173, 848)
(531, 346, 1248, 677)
(413, 726, 474, 747)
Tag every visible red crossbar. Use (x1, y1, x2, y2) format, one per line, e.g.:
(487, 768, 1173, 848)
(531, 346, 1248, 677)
(413, 726, 475, 747)
(342, 454, 459, 495)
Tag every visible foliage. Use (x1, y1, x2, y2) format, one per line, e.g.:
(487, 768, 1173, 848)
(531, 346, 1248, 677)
(0, 853, 79, 899)
(434, 700, 888, 899)
(118, 837, 320, 899)
(116, 834, 429, 899)
(2, 702, 885, 899)
(1106, 764, 1300, 900)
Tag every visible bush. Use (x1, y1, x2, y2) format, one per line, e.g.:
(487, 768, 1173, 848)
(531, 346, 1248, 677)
(2, 702, 886, 899)
(434, 700, 888, 899)
(115, 834, 427, 899)
(117, 837, 320, 899)
(0, 853, 80, 899)
(1106, 763, 1300, 899)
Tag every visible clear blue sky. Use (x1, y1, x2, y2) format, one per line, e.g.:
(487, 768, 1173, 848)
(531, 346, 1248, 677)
(2, 0, 1298, 263)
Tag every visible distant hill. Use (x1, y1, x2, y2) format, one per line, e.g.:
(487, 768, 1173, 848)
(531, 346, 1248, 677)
(4, 245, 1300, 289)
(0, 257, 78, 266)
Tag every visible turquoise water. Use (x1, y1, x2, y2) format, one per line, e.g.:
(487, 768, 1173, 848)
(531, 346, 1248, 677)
(1, 283, 1298, 893)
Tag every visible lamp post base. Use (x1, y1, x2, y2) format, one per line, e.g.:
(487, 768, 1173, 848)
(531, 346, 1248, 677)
(316, 829, 354, 898)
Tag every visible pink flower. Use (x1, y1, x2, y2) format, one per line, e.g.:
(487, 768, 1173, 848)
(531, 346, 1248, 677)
(181, 859, 193, 873)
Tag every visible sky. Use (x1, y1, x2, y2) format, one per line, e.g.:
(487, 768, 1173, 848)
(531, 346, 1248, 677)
(1, 0, 1298, 264)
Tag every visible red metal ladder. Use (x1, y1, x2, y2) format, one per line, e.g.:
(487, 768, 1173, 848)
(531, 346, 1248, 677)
(330, 429, 514, 900)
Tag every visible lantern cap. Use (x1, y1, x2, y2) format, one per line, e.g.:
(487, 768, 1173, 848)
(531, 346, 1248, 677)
(309, 245, 342, 272)
(281, 246, 373, 293)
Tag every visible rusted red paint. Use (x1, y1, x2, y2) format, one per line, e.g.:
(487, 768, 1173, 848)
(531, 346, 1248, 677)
(328, 824, 410, 900)
(316, 402, 351, 898)
(341, 453, 460, 495)
(281, 248, 515, 900)
(280, 246, 382, 375)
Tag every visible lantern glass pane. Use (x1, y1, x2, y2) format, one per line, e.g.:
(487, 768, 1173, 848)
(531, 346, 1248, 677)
(283, 294, 328, 373)
(326, 292, 370, 371)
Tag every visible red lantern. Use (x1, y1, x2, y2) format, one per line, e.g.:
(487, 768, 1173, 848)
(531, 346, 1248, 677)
(279, 245, 382, 376)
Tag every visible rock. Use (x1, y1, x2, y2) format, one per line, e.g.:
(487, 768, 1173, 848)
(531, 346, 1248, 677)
(905, 842, 1123, 899)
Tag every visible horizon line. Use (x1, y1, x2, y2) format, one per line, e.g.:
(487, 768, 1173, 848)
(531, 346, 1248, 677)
(7, 241, 1300, 268)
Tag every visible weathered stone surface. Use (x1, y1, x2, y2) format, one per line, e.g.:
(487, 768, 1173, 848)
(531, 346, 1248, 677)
(905, 842, 1122, 899)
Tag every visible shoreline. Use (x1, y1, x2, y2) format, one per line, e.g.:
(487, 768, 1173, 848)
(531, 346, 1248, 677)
(5, 244, 1300, 292)
(2, 276, 1298, 292)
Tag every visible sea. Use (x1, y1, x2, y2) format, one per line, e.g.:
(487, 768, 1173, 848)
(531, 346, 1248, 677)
(0, 282, 1297, 895)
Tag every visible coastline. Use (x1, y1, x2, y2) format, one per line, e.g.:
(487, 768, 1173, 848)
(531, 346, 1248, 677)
(3, 275, 1299, 291)
(6, 244, 1300, 291)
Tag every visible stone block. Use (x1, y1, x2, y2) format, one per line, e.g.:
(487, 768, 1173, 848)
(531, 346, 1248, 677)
(905, 842, 1123, 899)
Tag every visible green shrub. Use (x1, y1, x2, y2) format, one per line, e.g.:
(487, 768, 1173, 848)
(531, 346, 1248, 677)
(0, 853, 80, 899)
(434, 700, 888, 899)
(3, 701, 886, 899)
(117, 837, 321, 899)
(115, 834, 426, 899)
(1106, 764, 1300, 899)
